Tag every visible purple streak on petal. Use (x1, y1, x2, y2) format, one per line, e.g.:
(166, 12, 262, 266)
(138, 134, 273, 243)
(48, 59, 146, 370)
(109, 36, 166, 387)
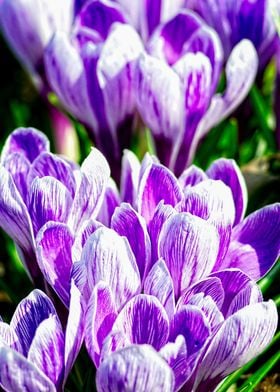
(159, 213, 219, 298)
(72, 219, 104, 263)
(227, 281, 263, 317)
(144, 258, 175, 319)
(36, 222, 74, 306)
(138, 163, 183, 223)
(10, 290, 56, 357)
(178, 277, 224, 311)
(185, 293, 224, 330)
(120, 150, 140, 207)
(97, 178, 120, 226)
(64, 281, 85, 380)
(68, 148, 110, 231)
(207, 158, 247, 225)
(0, 345, 56, 392)
(28, 152, 77, 198)
(0, 323, 21, 352)
(2, 152, 30, 202)
(112, 203, 151, 280)
(1, 127, 49, 164)
(85, 282, 117, 366)
(100, 330, 130, 361)
(222, 204, 280, 280)
(181, 180, 235, 266)
(178, 165, 207, 188)
(160, 335, 188, 391)
(28, 177, 72, 235)
(45, 32, 95, 127)
(148, 202, 176, 265)
(210, 269, 252, 317)
(27, 315, 64, 387)
(112, 294, 169, 350)
(80, 227, 140, 308)
(145, 0, 161, 37)
(193, 301, 278, 392)
(96, 345, 175, 392)
(76, 0, 125, 40)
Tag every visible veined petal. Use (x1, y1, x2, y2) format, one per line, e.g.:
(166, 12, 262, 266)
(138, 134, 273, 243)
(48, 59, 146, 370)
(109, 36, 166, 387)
(120, 149, 140, 207)
(178, 165, 207, 188)
(181, 179, 235, 266)
(148, 202, 176, 265)
(222, 204, 280, 280)
(45, 31, 94, 126)
(193, 301, 278, 392)
(0, 344, 56, 392)
(85, 281, 117, 366)
(80, 227, 140, 308)
(138, 162, 183, 223)
(144, 259, 175, 319)
(28, 152, 77, 198)
(72, 219, 104, 263)
(112, 294, 169, 350)
(197, 40, 258, 140)
(3, 153, 30, 201)
(159, 335, 188, 391)
(97, 178, 120, 226)
(0, 323, 21, 352)
(206, 158, 248, 225)
(27, 315, 64, 386)
(36, 222, 74, 306)
(111, 203, 151, 280)
(68, 148, 110, 231)
(96, 345, 175, 392)
(159, 213, 219, 298)
(64, 281, 85, 379)
(28, 176, 72, 235)
(186, 293, 224, 330)
(10, 290, 56, 357)
(135, 52, 183, 166)
(1, 127, 49, 164)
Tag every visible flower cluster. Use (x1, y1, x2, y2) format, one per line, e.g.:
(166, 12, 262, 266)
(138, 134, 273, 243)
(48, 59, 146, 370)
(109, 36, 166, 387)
(0, 128, 279, 391)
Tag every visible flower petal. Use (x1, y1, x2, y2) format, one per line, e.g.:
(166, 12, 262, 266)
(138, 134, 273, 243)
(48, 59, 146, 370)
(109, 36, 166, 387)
(159, 213, 219, 298)
(36, 222, 74, 306)
(138, 162, 183, 223)
(85, 281, 117, 366)
(193, 301, 278, 392)
(111, 203, 151, 280)
(27, 315, 64, 386)
(0, 322, 21, 351)
(28, 176, 72, 235)
(97, 178, 120, 226)
(0, 344, 56, 392)
(64, 281, 85, 379)
(112, 294, 169, 350)
(120, 149, 140, 207)
(96, 344, 175, 392)
(222, 204, 280, 280)
(178, 165, 207, 188)
(68, 148, 110, 231)
(1, 127, 49, 164)
(144, 258, 175, 319)
(10, 290, 56, 357)
(80, 227, 140, 308)
(3, 152, 30, 201)
(206, 158, 247, 225)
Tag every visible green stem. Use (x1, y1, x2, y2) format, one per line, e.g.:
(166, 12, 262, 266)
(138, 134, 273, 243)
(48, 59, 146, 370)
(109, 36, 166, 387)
(258, 259, 280, 294)
(216, 331, 280, 392)
(274, 294, 280, 307)
(249, 85, 276, 151)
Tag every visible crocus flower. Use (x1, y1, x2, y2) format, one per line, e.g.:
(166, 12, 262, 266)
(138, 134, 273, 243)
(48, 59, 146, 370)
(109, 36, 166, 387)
(45, 0, 144, 180)
(0, 281, 84, 392)
(0, 127, 110, 289)
(0, 0, 74, 88)
(35, 149, 280, 308)
(184, 0, 280, 66)
(135, 10, 258, 175)
(86, 264, 277, 391)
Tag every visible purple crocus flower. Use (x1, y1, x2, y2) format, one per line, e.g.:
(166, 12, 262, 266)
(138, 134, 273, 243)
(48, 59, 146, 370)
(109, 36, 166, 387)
(44, 0, 144, 180)
(86, 265, 277, 391)
(0, 281, 84, 392)
(184, 0, 279, 66)
(0, 0, 74, 89)
(0, 127, 110, 290)
(135, 10, 258, 175)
